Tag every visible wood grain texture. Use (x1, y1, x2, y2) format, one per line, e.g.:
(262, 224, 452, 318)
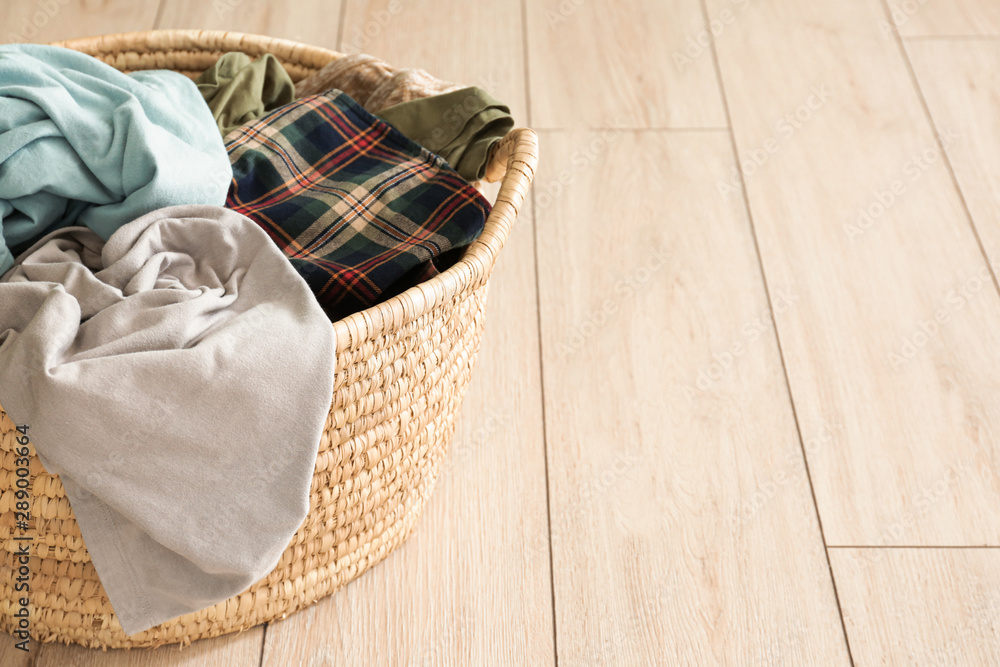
(885, 0, 1000, 37)
(261, 190, 555, 666)
(0, 635, 37, 667)
(525, 0, 727, 129)
(830, 548, 1000, 665)
(0, 0, 160, 44)
(534, 129, 850, 665)
(907, 41, 1000, 271)
(706, 0, 1000, 545)
(156, 0, 343, 50)
(340, 0, 528, 130)
(33, 628, 263, 667)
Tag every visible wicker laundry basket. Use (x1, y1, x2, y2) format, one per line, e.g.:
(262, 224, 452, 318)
(0, 30, 537, 649)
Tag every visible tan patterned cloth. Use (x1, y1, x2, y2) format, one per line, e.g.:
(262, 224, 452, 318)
(294, 53, 461, 112)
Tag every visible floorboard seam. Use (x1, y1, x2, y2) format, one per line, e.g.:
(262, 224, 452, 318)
(521, 1, 558, 665)
(697, 1, 856, 663)
(883, 0, 1000, 303)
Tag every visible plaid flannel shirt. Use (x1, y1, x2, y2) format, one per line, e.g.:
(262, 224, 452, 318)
(225, 90, 491, 320)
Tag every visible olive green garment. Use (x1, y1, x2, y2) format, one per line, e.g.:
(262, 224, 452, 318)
(196, 52, 296, 136)
(377, 87, 514, 182)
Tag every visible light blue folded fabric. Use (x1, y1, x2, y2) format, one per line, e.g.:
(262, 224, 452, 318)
(0, 44, 232, 275)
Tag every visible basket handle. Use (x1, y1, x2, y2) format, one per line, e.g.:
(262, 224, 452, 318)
(462, 128, 539, 287)
(484, 127, 536, 184)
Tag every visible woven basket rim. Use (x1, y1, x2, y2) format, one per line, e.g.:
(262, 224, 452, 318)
(52, 29, 539, 353)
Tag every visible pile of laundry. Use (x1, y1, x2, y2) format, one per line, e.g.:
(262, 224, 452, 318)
(0, 44, 513, 635)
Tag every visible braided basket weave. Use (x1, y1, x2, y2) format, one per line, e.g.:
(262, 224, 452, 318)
(0, 30, 537, 649)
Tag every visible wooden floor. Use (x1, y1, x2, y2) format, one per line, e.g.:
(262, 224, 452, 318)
(3, 0, 1000, 664)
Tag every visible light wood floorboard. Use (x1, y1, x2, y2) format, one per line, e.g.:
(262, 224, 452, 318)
(0, 0, 159, 43)
(886, 0, 1000, 37)
(907, 40, 1000, 272)
(705, 0, 1000, 546)
(534, 128, 851, 665)
(524, 0, 726, 129)
(34, 628, 263, 667)
(156, 0, 343, 50)
(830, 548, 1000, 665)
(0, 633, 37, 667)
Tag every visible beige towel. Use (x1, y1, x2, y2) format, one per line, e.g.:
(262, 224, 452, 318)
(0, 205, 335, 635)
